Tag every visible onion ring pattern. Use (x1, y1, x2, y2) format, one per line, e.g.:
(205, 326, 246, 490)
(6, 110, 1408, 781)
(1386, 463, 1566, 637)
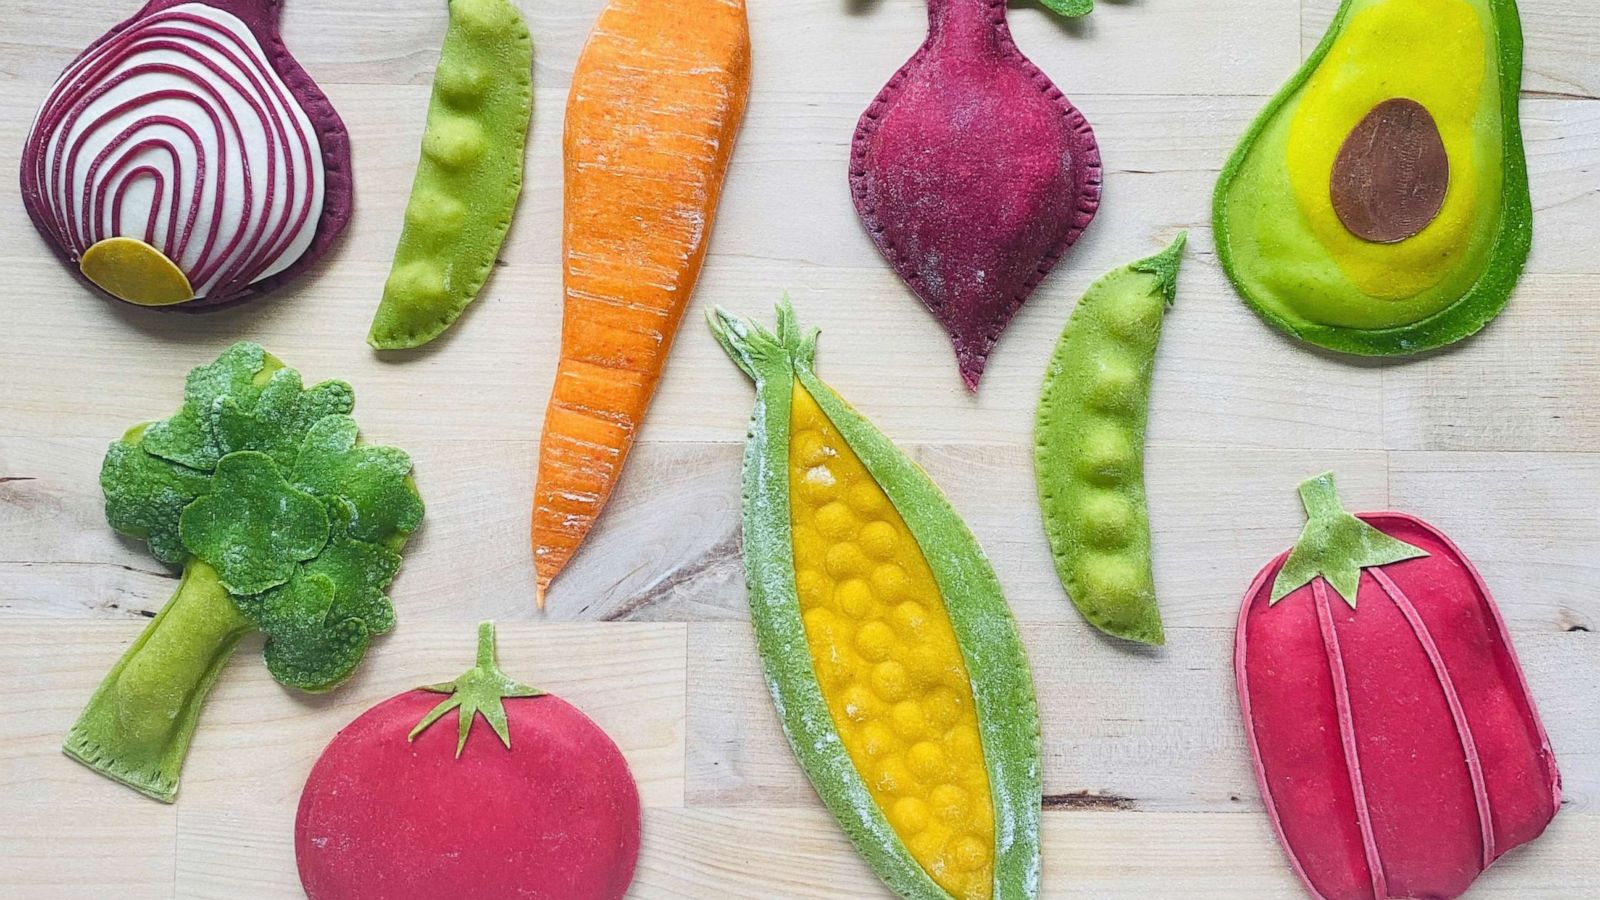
(23, 3, 326, 304)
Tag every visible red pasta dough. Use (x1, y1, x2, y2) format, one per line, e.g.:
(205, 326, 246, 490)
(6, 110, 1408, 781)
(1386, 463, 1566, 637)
(1236, 474, 1560, 899)
(296, 624, 640, 900)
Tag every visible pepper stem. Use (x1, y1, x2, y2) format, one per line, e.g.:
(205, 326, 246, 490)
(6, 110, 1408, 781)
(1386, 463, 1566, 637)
(1297, 472, 1347, 523)
(1269, 473, 1429, 608)
(408, 622, 544, 757)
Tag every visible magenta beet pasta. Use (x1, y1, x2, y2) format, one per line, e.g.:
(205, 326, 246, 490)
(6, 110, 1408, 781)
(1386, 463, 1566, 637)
(850, 0, 1102, 390)
(20, 0, 352, 309)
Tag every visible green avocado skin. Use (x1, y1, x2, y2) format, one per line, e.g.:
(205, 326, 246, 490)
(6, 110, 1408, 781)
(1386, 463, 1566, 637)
(1213, 0, 1530, 357)
(709, 301, 1042, 900)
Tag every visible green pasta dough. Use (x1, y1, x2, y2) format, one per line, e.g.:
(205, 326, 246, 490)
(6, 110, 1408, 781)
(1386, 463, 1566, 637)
(1034, 234, 1186, 646)
(1213, 0, 1529, 356)
(1040, 0, 1094, 16)
(709, 300, 1042, 899)
(368, 0, 533, 349)
(72, 343, 423, 802)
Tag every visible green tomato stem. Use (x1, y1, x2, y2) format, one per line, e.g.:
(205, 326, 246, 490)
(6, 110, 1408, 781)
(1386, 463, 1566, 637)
(408, 621, 543, 757)
(62, 560, 253, 803)
(474, 620, 497, 669)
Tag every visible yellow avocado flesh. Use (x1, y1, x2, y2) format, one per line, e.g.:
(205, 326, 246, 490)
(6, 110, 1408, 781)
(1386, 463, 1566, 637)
(788, 384, 995, 900)
(80, 237, 195, 306)
(1224, 0, 1504, 330)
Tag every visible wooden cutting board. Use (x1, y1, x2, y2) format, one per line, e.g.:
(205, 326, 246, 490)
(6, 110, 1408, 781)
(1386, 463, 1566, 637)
(1, 0, 1595, 896)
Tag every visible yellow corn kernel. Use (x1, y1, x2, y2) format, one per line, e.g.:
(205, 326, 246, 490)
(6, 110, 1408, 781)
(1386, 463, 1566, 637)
(788, 383, 994, 900)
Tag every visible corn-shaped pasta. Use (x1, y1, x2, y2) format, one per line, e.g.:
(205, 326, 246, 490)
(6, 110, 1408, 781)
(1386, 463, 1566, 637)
(709, 301, 1041, 900)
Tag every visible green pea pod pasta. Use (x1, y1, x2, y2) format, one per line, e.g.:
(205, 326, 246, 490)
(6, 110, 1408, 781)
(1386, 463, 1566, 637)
(1034, 234, 1186, 646)
(368, 0, 533, 349)
(709, 299, 1041, 900)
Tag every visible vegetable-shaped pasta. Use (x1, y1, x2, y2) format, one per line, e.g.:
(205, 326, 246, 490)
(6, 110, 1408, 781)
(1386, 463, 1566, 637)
(70, 343, 423, 802)
(850, 0, 1102, 390)
(1237, 473, 1560, 898)
(531, 0, 751, 604)
(1213, 0, 1531, 355)
(367, 0, 533, 349)
(1034, 235, 1185, 646)
(20, 0, 353, 310)
(710, 301, 1041, 900)
(297, 623, 640, 899)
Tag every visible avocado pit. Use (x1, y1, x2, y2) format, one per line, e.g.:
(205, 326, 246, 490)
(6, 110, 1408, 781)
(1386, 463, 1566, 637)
(1330, 98, 1450, 244)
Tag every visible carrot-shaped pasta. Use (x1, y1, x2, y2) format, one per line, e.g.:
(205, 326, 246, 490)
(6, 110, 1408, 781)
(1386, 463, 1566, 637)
(709, 300, 1042, 900)
(531, 0, 751, 605)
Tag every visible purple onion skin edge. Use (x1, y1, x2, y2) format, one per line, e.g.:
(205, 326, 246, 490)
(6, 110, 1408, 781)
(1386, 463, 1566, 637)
(17, 0, 353, 313)
(848, 0, 1103, 391)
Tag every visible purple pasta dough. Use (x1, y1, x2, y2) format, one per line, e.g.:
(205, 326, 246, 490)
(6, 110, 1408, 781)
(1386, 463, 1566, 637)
(20, 0, 352, 311)
(850, 0, 1101, 390)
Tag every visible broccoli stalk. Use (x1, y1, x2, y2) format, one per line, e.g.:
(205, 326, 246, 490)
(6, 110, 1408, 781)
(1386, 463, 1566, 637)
(64, 561, 250, 801)
(65, 343, 423, 803)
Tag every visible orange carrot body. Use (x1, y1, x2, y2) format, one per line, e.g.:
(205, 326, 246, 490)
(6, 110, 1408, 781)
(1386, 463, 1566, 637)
(533, 0, 751, 604)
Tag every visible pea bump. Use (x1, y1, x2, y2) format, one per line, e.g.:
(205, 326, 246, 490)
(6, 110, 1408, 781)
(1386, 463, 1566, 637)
(367, 0, 533, 350)
(1034, 233, 1187, 646)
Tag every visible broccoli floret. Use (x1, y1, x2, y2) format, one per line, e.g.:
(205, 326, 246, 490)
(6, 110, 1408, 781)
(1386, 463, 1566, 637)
(65, 343, 424, 803)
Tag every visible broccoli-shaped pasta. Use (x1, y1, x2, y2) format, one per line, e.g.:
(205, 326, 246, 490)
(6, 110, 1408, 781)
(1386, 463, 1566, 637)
(68, 343, 424, 803)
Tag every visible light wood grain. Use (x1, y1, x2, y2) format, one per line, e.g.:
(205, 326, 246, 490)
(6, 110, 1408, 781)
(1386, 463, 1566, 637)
(686, 622, 1597, 812)
(1, 0, 1597, 897)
